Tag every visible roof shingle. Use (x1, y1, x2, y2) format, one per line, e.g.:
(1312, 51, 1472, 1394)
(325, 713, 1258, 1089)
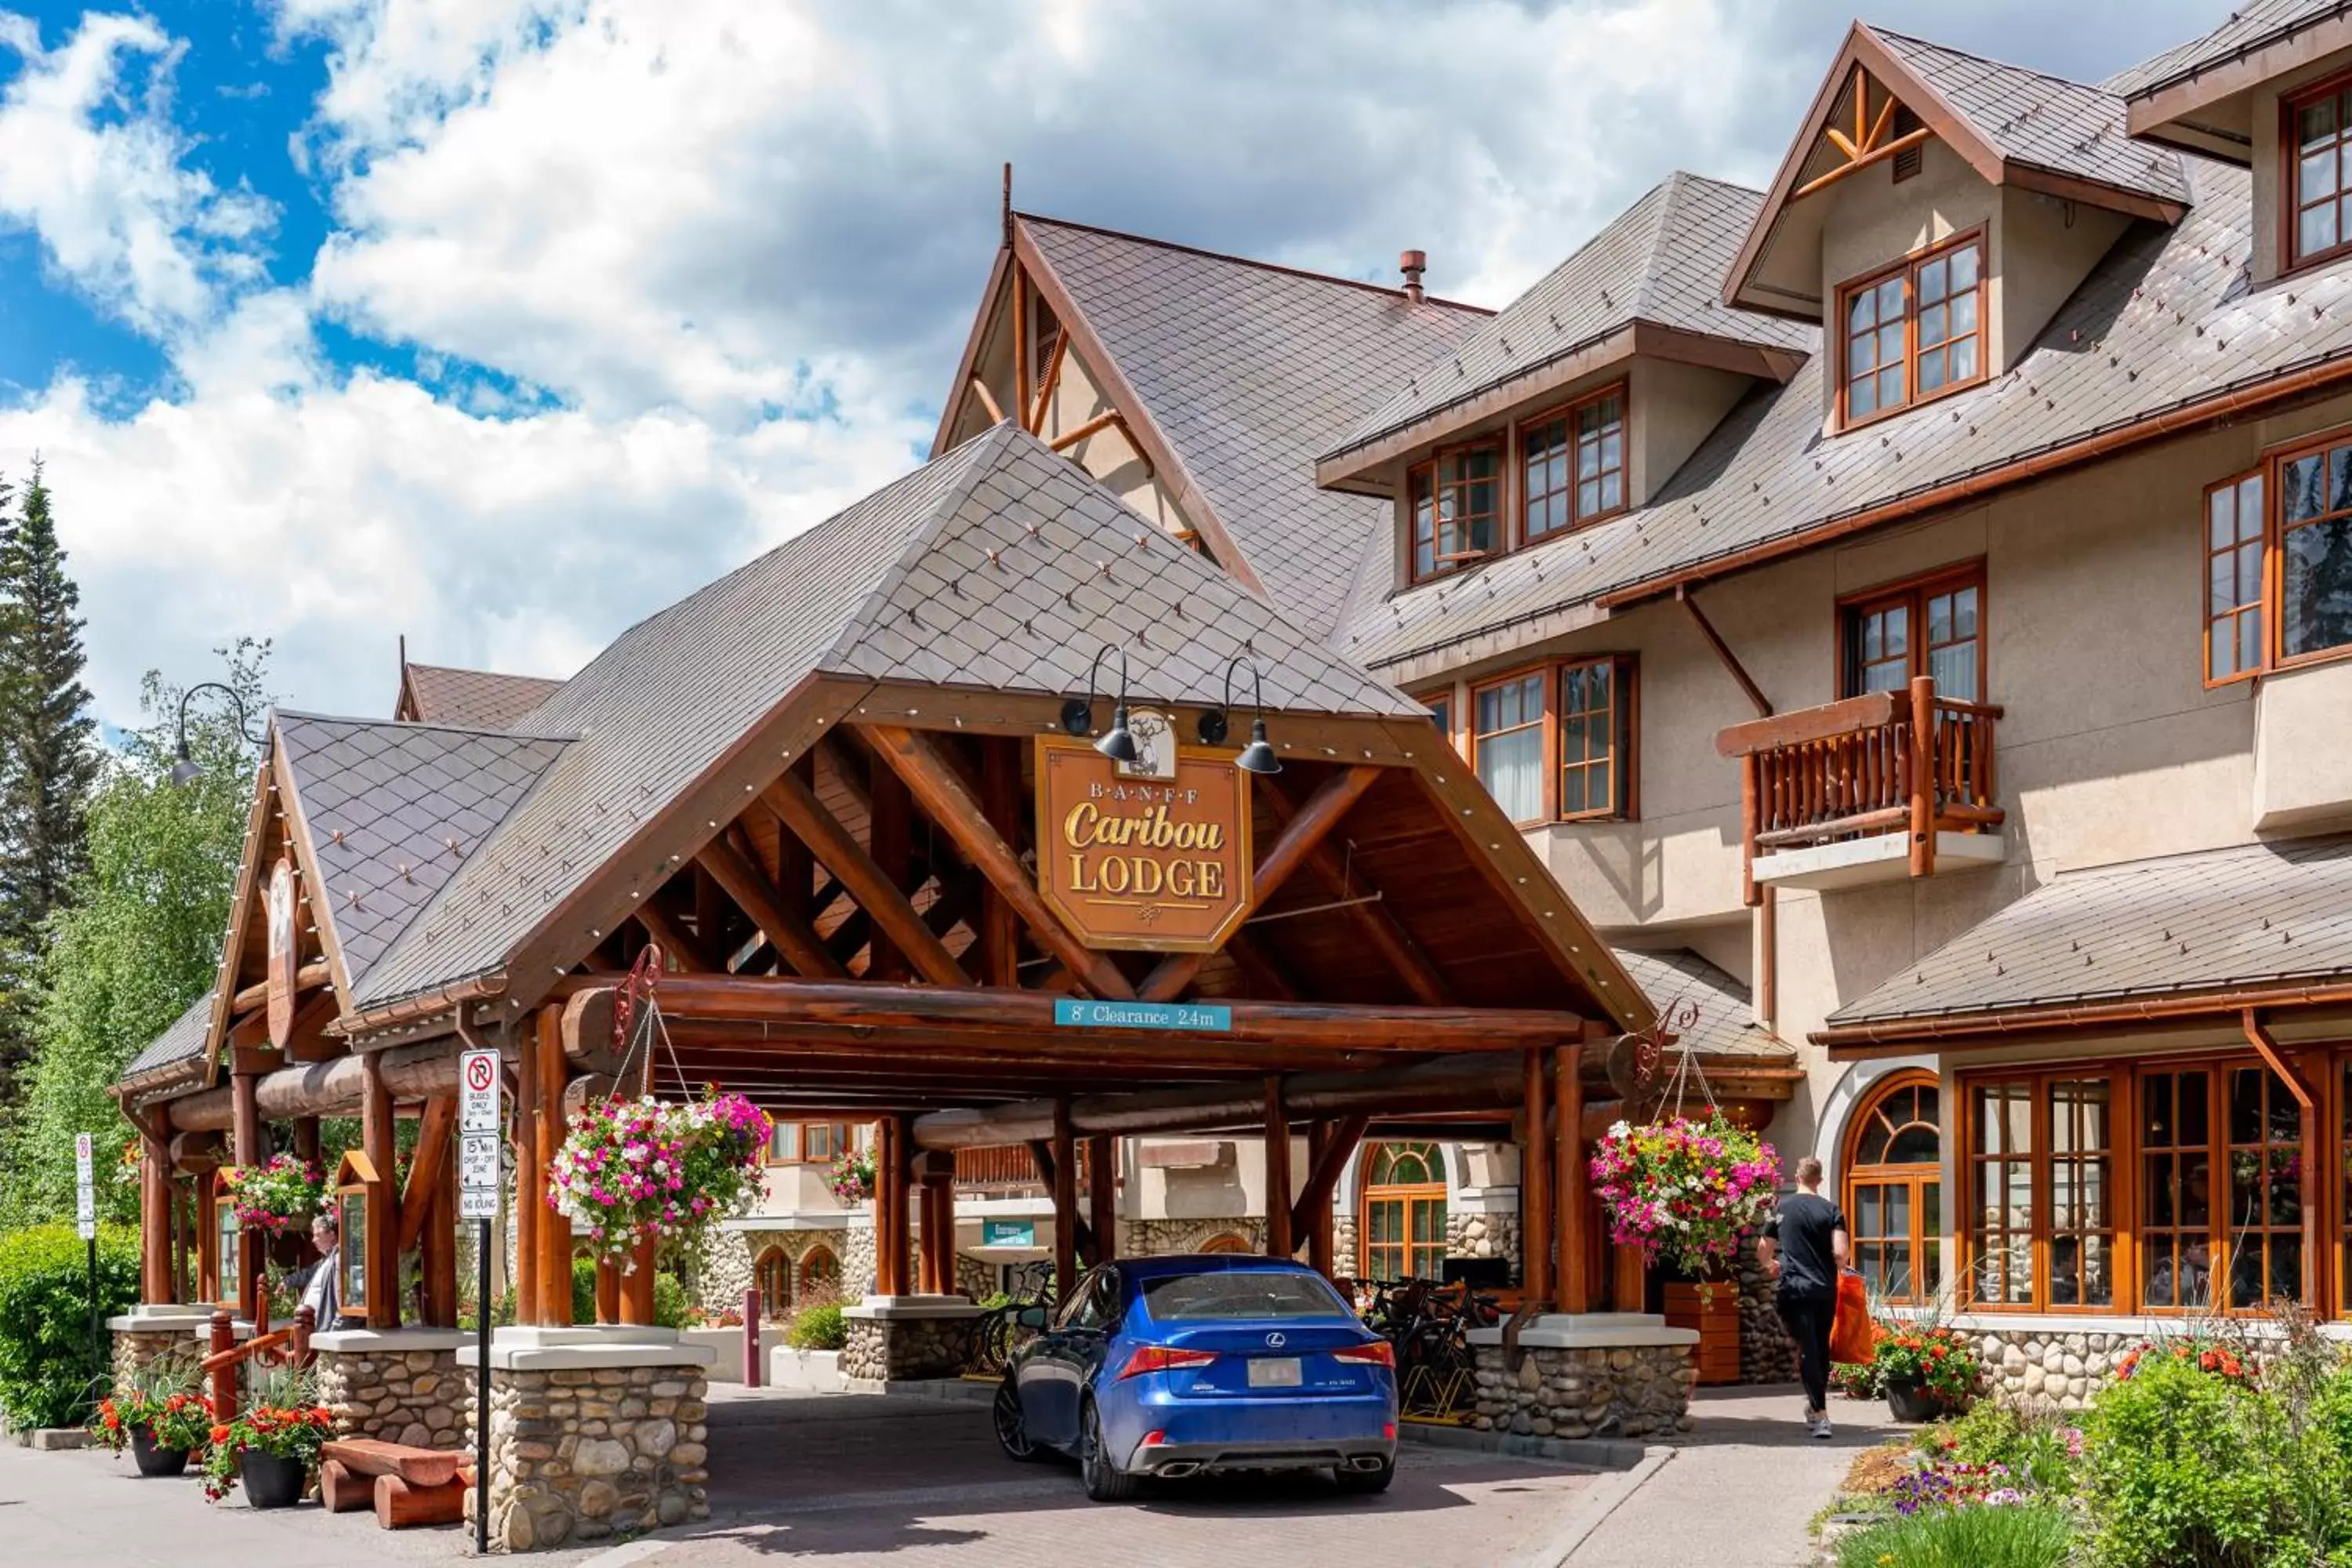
(399, 664, 564, 729)
(1613, 947, 1792, 1062)
(2105, 0, 2348, 100)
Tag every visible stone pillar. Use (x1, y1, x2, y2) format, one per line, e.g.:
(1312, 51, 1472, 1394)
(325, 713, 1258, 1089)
(839, 1296, 984, 1385)
(479, 1326, 716, 1552)
(310, 1329, 475, 1449)
(106, 1305, 212, 1385)
(1465, 1314, 1699, 1439)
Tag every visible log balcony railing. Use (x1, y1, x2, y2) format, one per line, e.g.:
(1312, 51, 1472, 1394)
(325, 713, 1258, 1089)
(1715, 675, 2005, 901)
(953, 1142, 1094, 1189)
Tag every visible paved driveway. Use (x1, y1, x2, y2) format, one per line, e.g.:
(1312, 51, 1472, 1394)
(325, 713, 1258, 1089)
(619, 1386, 1605, 1567)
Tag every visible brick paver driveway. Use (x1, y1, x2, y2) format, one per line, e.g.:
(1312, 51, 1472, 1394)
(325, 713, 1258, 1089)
(621, 1386, 1604, 1567)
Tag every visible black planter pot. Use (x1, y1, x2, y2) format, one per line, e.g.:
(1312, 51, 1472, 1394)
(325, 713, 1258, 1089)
(129, 1427, 190, 1478)
(1885, 1377, 1942, 1424)
(238, 1448, 308, 1509)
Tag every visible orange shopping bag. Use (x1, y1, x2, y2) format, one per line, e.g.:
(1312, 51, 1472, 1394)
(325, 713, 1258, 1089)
(1829, 1269, 1873, 1367)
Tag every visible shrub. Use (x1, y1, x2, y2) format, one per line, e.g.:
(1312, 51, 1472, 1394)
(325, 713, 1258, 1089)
(566, 1256, 691, 1328)
(1928, 1400, 2083, 1497)
(2081, 1349, 2279, 1568)
(1834, 1503, 2073, 1568)
(786, 1302, 846, 1351)
(0, 1222, 140, 1429)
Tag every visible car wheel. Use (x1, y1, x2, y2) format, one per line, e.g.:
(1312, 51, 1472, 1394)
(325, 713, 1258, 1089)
(1078, 1399, 1139, 1502)
(993, 1378, 1043, 1462)
(1334, 1457, 1396, 1495)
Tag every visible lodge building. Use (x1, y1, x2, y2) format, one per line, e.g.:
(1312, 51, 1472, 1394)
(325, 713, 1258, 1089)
(97, 3, 2352, 1546)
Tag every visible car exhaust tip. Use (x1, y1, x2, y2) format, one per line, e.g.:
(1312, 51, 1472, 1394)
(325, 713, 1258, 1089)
(1348, 1455, 1388, 1472)
(1156, 1461, 1200, 1479)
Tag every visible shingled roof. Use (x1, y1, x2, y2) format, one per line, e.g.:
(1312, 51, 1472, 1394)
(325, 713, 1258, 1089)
(1324, 174, 1817, 467)
(1341, 155, 2342, 672)
(397, 663, 564, 729)
(1018, 215, 1486, 643)
(1825, 833, 2352, 1032)
(274, 713, 573, 992)
(1613, 946, 1792, 1062)
(2106, 0, 2348, 101)
(122, 992, 214, 1084)
(1871, 30, 2190, 207)
(351, 421, 1425, 1012)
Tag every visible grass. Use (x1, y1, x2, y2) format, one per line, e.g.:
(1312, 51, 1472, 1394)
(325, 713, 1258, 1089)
(1831, 1504, 2073, 1568)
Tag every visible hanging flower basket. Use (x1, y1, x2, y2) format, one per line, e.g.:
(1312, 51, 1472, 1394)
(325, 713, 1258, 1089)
(218, 1154, 327, 1236)
(827, 1145, 876, 1204)
(1588, 1115, 1780, 1279)
(547, 1090, 772, 1265)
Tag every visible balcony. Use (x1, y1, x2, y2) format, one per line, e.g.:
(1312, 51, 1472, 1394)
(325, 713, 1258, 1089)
(1715, 676, 2005, 898)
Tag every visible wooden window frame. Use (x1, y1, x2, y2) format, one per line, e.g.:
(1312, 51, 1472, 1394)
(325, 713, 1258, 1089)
(1469, 663, 1555, 827)
(2204, 469, 2268, 688)
(799, 1243, 842, 1298)
(1359, 1141, 1449, 1283)
(768, 1120, 848, 1167)
(755, 1247, 792, 1321)
(1557, 654, 1638, 822)
(1833, 227, 1989, 432)
(1958, 1065, 2127, 1316)
(2266, 429, 2352, 674)
(1842, 1069, 1943, 1307)
(1836, 561, 1988, 702)
(1406, 439, 1504, 585)
(1468, 657, 1638, 826)
(2136, 1058, 2312, 1317)
(1519, 381, 1630, 545)
(1412, 687, 1461, 760)
(2283, 66, 2352, 278)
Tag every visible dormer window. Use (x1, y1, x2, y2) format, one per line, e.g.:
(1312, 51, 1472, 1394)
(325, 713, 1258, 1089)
(1523, 384, 1628, 542)
(1837, 232, 1985, 428)
(1409, 442, 1501, 580)
(2290, 72, 2352, 270)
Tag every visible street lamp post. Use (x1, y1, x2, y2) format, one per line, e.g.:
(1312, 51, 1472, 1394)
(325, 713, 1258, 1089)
(169, 681, 265, 786)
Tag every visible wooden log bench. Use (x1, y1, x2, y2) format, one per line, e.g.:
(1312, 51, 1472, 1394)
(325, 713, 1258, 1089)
(320, 1439, 471, 1528)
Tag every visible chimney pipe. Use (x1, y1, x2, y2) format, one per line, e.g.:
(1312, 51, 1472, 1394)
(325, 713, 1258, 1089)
(1399, 249, 1427, 304)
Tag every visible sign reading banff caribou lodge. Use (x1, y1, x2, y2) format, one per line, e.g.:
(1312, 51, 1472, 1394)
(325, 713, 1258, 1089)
(1034, 735, 1253, 952)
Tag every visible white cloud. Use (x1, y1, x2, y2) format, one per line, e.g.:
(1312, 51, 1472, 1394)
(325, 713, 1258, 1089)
(0, 9, 276, 339)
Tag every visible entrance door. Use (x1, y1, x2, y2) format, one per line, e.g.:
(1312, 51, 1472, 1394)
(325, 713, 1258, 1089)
(1359, 1142, 1448, 1281)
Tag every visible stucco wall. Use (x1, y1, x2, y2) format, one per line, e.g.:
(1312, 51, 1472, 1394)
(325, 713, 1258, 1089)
(2249, 42, 2352, 284)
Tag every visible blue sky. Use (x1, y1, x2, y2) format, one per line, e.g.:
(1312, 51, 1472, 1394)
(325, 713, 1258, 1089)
(0, 0, 2233, 728)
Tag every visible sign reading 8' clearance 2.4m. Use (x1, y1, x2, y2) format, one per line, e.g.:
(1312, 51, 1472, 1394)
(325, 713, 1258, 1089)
(1034, 735, 1253, 952)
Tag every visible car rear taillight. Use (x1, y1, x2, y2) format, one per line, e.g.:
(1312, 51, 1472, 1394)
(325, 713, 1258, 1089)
(1118, 1345, 1220, 1381)
(1333, 1341, 1396, 1369)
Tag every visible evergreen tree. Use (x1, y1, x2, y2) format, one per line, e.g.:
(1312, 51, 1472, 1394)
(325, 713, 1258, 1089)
(0, 462, 98, 1100)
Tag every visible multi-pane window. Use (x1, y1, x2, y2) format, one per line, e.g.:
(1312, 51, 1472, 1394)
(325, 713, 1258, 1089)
(1472, 672, 1547, 824)
(1842, 568, 1983, 702)
(1558, 657, 1626, 819)
(1838, 235, 1984, 426)
(1521, 387, 1628, 540)
(770, 1121, 849, 1165)
(2140, 1067, 2210, 1309)
(1409, 445, 1501, 581)
(2206, 472, 2266, 684)
(2291, 74, 2352, 269)
(2048, 1080, 2116, 1308)
(2224, 1065, 2303, 1311)
(1844, 1074, 1941, 1305)
(2143, 1063, 2303, 1313)
(2277, 441, 2352, 661)
(1360, 1142, 1447, 1283)
(1968, 1080, 2035, 1305)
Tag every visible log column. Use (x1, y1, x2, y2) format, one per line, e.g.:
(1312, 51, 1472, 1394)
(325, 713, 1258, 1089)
(1051, 1103, 1078, 1305)
(1085, 1134, 1116, 1268)
(515, 1018, 543, 1324)
(135, 1110, 173, 1303)
(532, 1006, 573, 1325)
(1263, 1077, 1294, 1260)
(230, 1066, 263, 1317)
(878, 1116, 914, 1296)
(620, 1236, 657, 1326)
(1557, 1039, 1590, 1314)
(918, 1159, 956, 1296)
(1522, 1049, 1552, 1306)
(1305, 1122, 1334, 1278)
(361, 1048, 401, 1330)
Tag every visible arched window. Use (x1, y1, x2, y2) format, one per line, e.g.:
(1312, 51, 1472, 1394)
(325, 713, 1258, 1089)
(1196, 1233, 1250, 1254)
(800, 1244, 842, 1301)
(1844, 1073, 1944, 1305)
(754, 1247, 792, 1322)
(1360, 1142, 1448, 1282)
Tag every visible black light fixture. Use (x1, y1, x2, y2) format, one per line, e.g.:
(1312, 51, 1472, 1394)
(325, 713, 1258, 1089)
(1061, 645, 1139, 764)
(169, 681, 263, 786)
(1200, 655, 1282, 775)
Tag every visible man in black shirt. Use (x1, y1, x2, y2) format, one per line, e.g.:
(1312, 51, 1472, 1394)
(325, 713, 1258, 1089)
(1757, 1156, 1848, 1439)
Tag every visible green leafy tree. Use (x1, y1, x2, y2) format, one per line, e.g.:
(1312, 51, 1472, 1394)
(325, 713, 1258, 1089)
(0, 641, 269, 1229)
(0, 462, 100, 1101)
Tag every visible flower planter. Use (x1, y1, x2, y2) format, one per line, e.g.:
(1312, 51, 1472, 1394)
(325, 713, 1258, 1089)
(129, 1427, 191, 1477)
(238, 1448, 308, 1508)
(1885, 1377, 1942, 1424)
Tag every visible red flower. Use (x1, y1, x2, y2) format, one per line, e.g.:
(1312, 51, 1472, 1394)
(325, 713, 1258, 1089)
(209, 1423, 232, 1446)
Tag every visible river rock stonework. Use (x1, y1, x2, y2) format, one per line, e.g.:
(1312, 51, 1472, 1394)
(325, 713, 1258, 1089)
(479, 1364, 710, 1551)
(1448, 1210, 1522, 1265)
(1974, 1330, 2138, 1410)
(314, 1345, 468, 1448)
(1470, 1341, 1696, 1439)
(1123, 1217, 1265, 1255)
(1736, 1235, 1797, 1384)
(840, 1313, 971, 1381)
(110, 1326, 199, 1385)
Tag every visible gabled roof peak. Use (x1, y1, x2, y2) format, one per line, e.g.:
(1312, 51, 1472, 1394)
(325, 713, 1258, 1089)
(1016, 210, 1493, 315)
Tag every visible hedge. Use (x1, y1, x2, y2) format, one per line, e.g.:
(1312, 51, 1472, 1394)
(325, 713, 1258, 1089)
(0, 1223, 140, 1430)
(568, 1255, 688, 1329)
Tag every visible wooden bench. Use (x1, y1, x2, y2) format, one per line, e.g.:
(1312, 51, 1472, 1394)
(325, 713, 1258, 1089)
(320, 1439, 473, 1528)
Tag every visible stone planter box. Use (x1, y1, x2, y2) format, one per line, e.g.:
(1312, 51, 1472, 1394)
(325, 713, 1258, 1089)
(681, 1326, 782, 1385)
(768, 1348, 847, 1393)
(1465, 1313, 1698, 1439)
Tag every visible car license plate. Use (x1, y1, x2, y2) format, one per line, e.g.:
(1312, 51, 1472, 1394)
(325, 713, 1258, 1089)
(1247, 1356, 1302, 1388)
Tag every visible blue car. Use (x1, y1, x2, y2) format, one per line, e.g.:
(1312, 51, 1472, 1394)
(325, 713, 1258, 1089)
(993, 1254, 1399, 1501)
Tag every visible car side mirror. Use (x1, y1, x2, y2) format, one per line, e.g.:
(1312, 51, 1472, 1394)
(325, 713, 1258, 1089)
(1014, 1305, 1050, 1331)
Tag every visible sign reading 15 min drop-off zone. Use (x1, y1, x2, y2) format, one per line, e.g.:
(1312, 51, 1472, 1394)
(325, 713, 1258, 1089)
(1033, 736, 1253, 953)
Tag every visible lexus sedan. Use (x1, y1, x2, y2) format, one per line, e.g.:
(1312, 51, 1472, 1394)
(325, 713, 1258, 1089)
(993, 1254, 1399, 1501)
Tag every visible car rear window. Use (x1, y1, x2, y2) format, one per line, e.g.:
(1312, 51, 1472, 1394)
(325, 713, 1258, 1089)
(1140, 1270, 1350, 1321)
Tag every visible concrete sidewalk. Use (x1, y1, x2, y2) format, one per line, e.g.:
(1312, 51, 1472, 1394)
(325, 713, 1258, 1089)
(1555, 1385, 1902, 1567)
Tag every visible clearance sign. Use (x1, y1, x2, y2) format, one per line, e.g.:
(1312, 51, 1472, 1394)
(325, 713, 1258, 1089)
(1034, 735, 1252, 952)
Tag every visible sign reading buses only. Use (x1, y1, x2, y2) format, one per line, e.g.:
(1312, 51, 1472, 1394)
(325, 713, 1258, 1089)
(1033, 735, 1252, 952)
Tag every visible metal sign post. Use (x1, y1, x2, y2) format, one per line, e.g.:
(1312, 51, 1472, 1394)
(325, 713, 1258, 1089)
(458, 1048, 501, 1556)
(74, 1134, 97, 1389)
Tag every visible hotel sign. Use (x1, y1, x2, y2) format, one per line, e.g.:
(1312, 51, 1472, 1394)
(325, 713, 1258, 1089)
(1034, 735, 1252, 952)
